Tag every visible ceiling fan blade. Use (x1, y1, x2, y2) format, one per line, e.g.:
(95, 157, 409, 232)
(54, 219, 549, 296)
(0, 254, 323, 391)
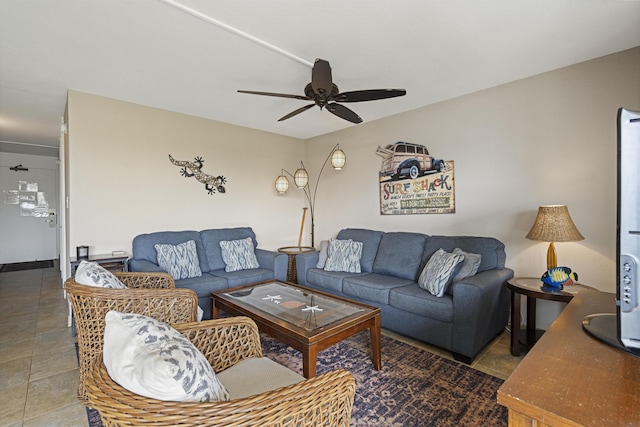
(278, 104, 316, 121)
(334, 89, 407, 103)
(312, 58, 333, 97)
(326, 103, 362, 124)
(238, 90, 310, 101)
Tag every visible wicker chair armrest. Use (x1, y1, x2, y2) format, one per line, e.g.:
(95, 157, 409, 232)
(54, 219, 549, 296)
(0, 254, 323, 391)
(113, 272, 175, 289)
(65, 279, 198, 405)
(174, 317, 263, 373)
(87, 359, 356, 427)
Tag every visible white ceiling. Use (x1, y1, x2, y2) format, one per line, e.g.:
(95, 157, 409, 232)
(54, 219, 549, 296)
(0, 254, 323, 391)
(1, 0, 639, 151)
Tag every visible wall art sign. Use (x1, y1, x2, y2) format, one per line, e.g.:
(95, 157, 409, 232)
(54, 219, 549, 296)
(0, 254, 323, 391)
(168, 155, 227, 195)
(376, 142, 455, 215)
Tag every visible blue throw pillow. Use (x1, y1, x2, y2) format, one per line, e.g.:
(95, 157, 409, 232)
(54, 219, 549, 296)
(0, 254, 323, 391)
(219, 237, 260, 272)
(155, 240, 202, 280)
(324, 239, 363, 273)
(418, 248, 464, 297)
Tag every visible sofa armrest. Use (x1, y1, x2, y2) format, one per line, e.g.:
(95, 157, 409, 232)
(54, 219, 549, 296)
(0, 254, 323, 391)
(255, 249, 288, 282)
(295, 251, 321, 285)
(449, 268, 514, 359)
(128, 258, 164, 273)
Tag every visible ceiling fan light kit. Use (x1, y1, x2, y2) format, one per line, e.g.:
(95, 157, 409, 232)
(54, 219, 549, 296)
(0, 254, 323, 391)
(238, 58, 406, 123)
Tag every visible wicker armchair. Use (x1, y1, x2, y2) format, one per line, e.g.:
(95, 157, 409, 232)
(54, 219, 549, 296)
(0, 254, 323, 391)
(86, 316, 357, 427)
(65, 272, 199, 405)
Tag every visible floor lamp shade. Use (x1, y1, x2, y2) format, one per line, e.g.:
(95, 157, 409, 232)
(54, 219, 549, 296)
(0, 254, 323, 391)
(294, 167, 309, 188)
(330, 148, 346, 170)
(275, 175, 289, 194)
(526, 205, 584, 270)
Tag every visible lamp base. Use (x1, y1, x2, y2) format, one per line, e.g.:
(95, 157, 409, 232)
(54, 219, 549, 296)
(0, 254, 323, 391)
(546, 242, 557, 270)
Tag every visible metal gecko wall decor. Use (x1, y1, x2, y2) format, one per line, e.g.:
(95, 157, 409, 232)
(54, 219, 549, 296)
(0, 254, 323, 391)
(168, 155, 227, 194)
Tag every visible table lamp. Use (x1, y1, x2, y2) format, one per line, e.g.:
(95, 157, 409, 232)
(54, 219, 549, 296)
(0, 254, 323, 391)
(526, 205, 584, 270)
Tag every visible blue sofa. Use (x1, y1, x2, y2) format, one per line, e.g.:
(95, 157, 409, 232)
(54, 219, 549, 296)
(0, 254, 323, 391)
(128, 227, 287, 319)
(296, 228, 514, 363)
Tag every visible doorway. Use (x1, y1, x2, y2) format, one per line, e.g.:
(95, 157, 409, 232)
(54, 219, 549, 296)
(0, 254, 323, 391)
(0, 153, 59, 264)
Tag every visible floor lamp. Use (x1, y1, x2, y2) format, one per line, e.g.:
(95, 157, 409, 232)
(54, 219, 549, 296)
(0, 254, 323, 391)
(275, 144, 346, 248)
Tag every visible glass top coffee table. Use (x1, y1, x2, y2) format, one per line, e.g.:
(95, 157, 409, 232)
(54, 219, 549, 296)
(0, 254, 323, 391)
(212, 280, 381, 378)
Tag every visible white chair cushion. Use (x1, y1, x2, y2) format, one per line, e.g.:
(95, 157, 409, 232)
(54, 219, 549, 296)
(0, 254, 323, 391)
(75, 261, 126, 289)
(103, 311, 229, 402)
(216, 357, 304, 400)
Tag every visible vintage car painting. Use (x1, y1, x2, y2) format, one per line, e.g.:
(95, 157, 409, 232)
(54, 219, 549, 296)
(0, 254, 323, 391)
(376, 141, 445, 181)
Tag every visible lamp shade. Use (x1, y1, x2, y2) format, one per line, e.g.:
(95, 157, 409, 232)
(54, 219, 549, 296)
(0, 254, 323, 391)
(330, 148, 346, 170)
(294, 167, 309, 188)
(275, 175, 289, 194)
(526, 205, 584, 242)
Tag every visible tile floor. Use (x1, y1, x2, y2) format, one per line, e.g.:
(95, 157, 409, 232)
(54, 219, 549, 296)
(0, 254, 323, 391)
(0, 265, 523, 427)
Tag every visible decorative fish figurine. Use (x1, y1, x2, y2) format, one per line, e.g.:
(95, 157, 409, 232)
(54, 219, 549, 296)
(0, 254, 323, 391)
(540, 266, 578, 291)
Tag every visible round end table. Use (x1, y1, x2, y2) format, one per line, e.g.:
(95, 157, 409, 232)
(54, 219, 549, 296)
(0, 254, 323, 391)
(278, 246, 316, 283)
(507, 277, 595, 356)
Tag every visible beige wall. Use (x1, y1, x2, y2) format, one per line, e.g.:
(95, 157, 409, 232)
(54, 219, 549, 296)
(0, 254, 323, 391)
(66, 91, 306, 256)
(66, 47, 639, 327)
(303, 47, 639, 325)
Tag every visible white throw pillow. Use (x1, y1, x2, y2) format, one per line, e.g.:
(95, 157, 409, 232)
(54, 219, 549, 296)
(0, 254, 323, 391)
(316, 240, 330, 268)
(75, 261, 126, 289)
(451, 248, 482, 283)
(103, 311, 229, 402)
(418, 249, 464, 297)
(324, 239, 363, 273)
(155, 240, 202, 280)
(219, 237, 260, 272)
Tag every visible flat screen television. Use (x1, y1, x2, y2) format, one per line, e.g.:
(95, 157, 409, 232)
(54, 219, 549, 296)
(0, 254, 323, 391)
(583, 107, 640, 356)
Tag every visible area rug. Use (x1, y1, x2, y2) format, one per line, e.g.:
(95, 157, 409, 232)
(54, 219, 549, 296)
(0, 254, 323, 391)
(0, 259, 54, 272)
(87, 332, 506, 427)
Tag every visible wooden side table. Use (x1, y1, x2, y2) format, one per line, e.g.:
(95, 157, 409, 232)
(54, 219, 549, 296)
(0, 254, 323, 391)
(70, 253, 129, 276)
(277, 246, 315, 283)
(507, 277, 593, 356)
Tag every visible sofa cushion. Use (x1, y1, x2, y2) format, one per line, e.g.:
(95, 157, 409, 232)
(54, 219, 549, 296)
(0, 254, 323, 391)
(175, 273, 228, 298)
(201, 228, 258, 271)
(324, 239, 363, 273)
(422, 236, 505, 272)
(343, 273, 414, 305)
(389, 284, 454, 323)
(219, 237, 260, 272)
(209, 268, 274, 288)
(305, 268, 362, 293)
(336, 229, 384, 273)
(372, 232, 428, 280)
(132, 231, 210, 273)
(154, 240, 202, 280)
(103, 311, 229, 402)
(75, 261, 126, 289)
(452, 248, 481, 283)
(418, 249, 464, 297)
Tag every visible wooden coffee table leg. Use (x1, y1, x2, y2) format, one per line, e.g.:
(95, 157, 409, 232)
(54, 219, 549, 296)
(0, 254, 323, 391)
(302, 343, 318, 378)
(212, 301, 219, 319)
(370, 315, 382, 370)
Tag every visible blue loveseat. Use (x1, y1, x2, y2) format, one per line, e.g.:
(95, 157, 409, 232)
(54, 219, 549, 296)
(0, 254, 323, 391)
(296, 228, 514, 363)
(128, 227, 287, 319)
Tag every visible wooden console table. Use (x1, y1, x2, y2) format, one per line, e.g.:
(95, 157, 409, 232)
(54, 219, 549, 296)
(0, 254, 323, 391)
(498, 289, 640, 426)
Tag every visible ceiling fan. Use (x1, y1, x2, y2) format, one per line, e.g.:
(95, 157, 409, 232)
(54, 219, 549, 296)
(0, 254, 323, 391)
(238, 58, 406, 124)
